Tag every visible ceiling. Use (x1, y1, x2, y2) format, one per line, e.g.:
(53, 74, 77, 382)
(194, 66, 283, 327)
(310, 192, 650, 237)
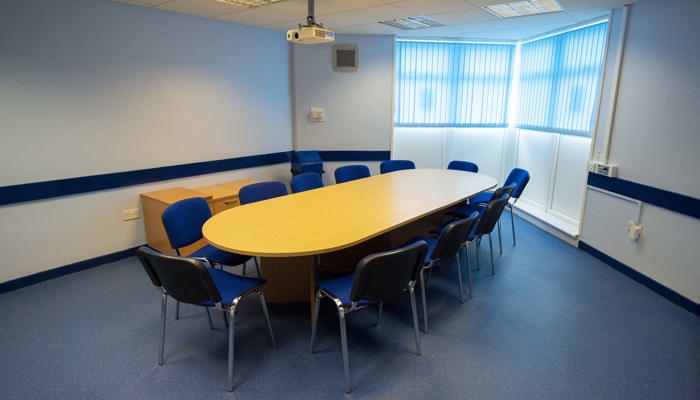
(114, 0, 634, 41)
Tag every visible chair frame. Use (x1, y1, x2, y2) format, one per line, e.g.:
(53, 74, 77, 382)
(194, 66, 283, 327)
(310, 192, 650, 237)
(309, 241, 428, 394)
(137, 247, 276, 392)
(465, 193, 511, 276)
(417, 213, 478, 333)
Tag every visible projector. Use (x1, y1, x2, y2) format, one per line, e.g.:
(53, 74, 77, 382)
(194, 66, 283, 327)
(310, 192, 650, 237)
(287, 26, 335, 44)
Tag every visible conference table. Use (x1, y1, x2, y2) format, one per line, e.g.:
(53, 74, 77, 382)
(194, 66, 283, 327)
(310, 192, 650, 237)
(203, 169, 496, 318)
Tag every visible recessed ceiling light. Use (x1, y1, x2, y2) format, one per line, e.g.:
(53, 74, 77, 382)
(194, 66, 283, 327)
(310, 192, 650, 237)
(216, 0, 289, 8)
(483, 0, 563, 19)
(379, 16, 446, 30)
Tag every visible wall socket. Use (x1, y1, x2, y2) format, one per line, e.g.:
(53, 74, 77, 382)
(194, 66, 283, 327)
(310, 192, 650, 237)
(122, 208, 141, 221)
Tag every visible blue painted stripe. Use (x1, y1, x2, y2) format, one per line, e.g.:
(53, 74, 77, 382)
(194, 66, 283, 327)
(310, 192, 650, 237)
(1, 150, 393, 206)
(587, 173, 700, 219)
(0, 152, 292, 206)
(0, 246, 140, 294)
(579, 241, 699, 315)
(318, 150, 390, 162)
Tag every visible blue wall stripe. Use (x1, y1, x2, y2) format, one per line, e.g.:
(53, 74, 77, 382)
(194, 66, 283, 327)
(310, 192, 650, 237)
(579, 241, 699, 315)
(587, 173, 700, 219)
(0, 246, 140, 294)
(0, 150, 392, 206)
(1, 152, 292, 206)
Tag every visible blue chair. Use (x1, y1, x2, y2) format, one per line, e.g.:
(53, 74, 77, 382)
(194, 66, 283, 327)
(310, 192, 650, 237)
(406, 213, 479, 333)
(334, 165, 371, 184)
(310, 241, 428, 394)
(239, 181, 288, 205)
(162, 197, 258, 321)
(450, 182, 516, 254)
(465, 193, 511, 275)
(291, 172, 324, 193)
(447, 160, 479, 173)
(137, 246, 276, 393)
(469, 168, 530, 245)
(379, 159, 415, 174)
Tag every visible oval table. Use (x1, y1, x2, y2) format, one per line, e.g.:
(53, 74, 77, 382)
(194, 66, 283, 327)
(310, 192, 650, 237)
(203, 169, 497, 318)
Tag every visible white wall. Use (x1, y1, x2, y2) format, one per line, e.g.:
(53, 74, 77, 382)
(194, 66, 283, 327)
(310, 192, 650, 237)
(290, 34, 393, 185)
(0, 0, 292, 283)
(581, 0, 700, 303)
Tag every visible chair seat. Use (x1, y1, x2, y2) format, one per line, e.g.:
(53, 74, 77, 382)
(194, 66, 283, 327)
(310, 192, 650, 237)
(404, 236, 438, 265)
(452, 203, 486, 218)
(469, 191, 493, 204)
(207, 267, 266, 305)
(190, 244, 252, 267)
(318, 273, 372, 307)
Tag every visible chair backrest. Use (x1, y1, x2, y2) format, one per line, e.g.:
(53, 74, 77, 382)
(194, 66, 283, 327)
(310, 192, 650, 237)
(349, 241, 428, 303)
(380, 160, 416, 174)
(447, 160, 479, 173)
(334, 164, 371, 184)
(137, 246, 220, 305)
(291, 172, 324, 193)
(161, 197, 211, 251)
(489, 182, 517, 202)
(430, 213, 479, 264)
(503, 168, 530, 200)
(473, 194, 510, 236)
(239, 181, 288, 205)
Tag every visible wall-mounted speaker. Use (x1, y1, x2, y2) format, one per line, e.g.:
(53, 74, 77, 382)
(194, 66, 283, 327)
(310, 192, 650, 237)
(333, 44, 358, 72)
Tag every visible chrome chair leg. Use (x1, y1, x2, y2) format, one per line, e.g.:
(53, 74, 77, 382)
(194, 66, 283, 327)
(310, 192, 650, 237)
(175, 300, 180, 320)
(339, 310, 352, 394)
(258, 292, 276, 348)
(508, 203, 516, 246)
(205, 307, 215, 330)
(376, 302, 383, 326)
(489, 233, 495, 275)
(242, 261, 247, 276)
(419, 269, 429, 333)
(159, 293, 167, 366)
(463, 244, 473, 299)
(254, 257, 262, 278)
(455, 252, 465, 304)
(310, 291, 322, 353)
(476, 239, 481, 271)
(226, 306, 237, 392)
(409, 286, 422, 356)
(498, 218, 503, 254)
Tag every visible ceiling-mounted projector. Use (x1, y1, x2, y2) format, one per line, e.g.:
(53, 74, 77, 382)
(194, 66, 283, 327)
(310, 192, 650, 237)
(287, 0, 334, 44)
(287, 26, 334, 44)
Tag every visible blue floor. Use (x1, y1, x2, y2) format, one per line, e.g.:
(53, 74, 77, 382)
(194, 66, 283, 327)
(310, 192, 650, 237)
(1, 216, 699, 400)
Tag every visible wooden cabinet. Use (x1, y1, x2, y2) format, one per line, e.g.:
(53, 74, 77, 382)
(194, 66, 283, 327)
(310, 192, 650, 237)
(193, 179, 256, 214)
(140, 179, 256, 255)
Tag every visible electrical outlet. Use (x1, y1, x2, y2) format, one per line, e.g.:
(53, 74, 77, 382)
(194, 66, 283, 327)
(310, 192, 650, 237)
(122, 208, 141, 221)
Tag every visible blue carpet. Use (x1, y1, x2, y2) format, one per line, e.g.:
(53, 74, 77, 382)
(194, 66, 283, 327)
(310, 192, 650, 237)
(1, 215, 698, 399)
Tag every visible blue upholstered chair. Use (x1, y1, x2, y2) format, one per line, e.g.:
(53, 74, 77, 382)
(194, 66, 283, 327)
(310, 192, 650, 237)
(162, 197, 258, 320)
(310, 241, 428, 394)
(239, 181, 288, 205)
(405, 213, 479, 333)
(291, 172, 324, 193)
(137, 246, 276, 392)
(464, 193, 511, 275)
(450, 182, 516, 254)
(469, 168, 530, 245)
(334, 164, 371, 184)
(447, 160, 479, 173)
(379, 159, 415, 174)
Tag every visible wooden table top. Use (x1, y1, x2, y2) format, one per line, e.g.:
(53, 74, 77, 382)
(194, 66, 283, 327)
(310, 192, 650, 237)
(202, 169, 496, 257)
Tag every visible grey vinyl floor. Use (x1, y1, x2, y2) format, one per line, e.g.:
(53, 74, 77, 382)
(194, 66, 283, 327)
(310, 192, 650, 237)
(1, 215, 698, 400)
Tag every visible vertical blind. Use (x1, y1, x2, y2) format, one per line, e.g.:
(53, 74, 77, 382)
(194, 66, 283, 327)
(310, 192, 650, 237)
(394, 41, 514, 127)
(516, 21, 609, 136)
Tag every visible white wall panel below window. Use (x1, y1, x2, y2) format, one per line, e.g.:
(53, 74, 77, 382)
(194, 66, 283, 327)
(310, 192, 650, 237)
(550, 135, 591, 223)
(392, 128, 445, 168)
(516, 130, 557, 210)
(452, 128, 505, 181)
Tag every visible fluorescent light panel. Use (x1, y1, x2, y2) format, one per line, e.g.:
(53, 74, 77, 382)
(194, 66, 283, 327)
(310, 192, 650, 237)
(379, 16, 446, 30)
(216, 0, 288, 8)
(483, 0, 563, 19)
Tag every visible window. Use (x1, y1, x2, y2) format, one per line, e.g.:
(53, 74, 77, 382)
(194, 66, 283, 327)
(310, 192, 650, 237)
(517, 21, 609, 136)
(395, 41, 515, 127)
